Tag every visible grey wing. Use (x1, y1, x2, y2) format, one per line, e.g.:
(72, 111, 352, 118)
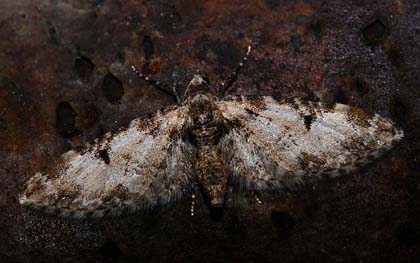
(19, 106, 195, 218)
(217, 96, 403, 191)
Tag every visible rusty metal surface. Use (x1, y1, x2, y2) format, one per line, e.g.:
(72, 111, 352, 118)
(0, 0, 419, 262)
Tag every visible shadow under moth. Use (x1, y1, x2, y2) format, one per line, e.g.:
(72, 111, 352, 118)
(19, 46, 403, 219)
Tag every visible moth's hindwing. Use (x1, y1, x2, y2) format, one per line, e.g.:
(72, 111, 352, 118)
(217, 96, 403, 192)
(19, 106, 195, 218)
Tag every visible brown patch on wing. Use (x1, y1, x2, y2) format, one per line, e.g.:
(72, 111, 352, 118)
(346, 106, 373, 128)
(102, 184, 130, 207)
(248, 96, 268, 111)
(299, 152, 327, 171)
(55, 184, 82, 208)
(42, 158, 70, 180)
(23, 176, 46, 200)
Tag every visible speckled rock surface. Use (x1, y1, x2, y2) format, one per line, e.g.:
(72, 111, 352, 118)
(1, 0, 419, 262)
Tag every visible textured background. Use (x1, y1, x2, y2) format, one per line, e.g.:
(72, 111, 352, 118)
(1, 0, 419, 262)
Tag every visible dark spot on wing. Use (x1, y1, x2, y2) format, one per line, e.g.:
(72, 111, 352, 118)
(396, 223, 419, 247)
(303, 114, 314, 131)
(98, 149, 110, 164)
(101, 73, 124, 104)
(143, 35, 155, 60)
(100, 240, 121, 262)
(271, 210, 295, 237)
(56, 102, 81, 138)
(245, 108, 260, 118)
(74, 56, 94, 80)
(362, 19, 389, 45)
(225, 117, 245, 130)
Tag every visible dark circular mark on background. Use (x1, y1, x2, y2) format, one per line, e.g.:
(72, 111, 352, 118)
(271, 210, 295, 237)
(56, 102, 81, 138)
(308, 18, 322, 40)
(361, 19, 389, 45)
(353, 78, 368, 95)
(101, 73, 124, 104)
(74, 56, 94, 80)
(333, 88, 349, 104)
(290, 34, 303, 50)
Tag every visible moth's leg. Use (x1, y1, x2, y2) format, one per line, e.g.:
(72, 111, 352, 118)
(190, 189, 196, 216)
(172, 86, 182, 104)
(131, 65, 181, 104)
(219, 45, 252, 96)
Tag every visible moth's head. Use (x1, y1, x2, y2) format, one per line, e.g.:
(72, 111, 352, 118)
(185, 74, 211, 98)
(189, 74, 210, 87)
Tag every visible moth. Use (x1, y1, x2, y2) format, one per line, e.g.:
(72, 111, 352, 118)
(19, 46, 403, 219)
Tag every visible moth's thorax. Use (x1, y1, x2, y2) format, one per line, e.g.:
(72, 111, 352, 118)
(185, 86, 212, 100)
(187, 92, 228, 207)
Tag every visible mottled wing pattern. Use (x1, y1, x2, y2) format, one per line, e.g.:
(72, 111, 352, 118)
(217, 96, 403, 191)
(19, 106, 194, 218)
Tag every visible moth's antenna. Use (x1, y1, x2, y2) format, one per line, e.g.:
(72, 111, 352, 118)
(219, 45, 252, 96)
(253, 192, 262, 205)
(131, 65, 181, 103)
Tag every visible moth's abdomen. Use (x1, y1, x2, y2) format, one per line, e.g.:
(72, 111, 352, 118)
(188, 94, 228, 207)
(194, 142, 228, 206)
